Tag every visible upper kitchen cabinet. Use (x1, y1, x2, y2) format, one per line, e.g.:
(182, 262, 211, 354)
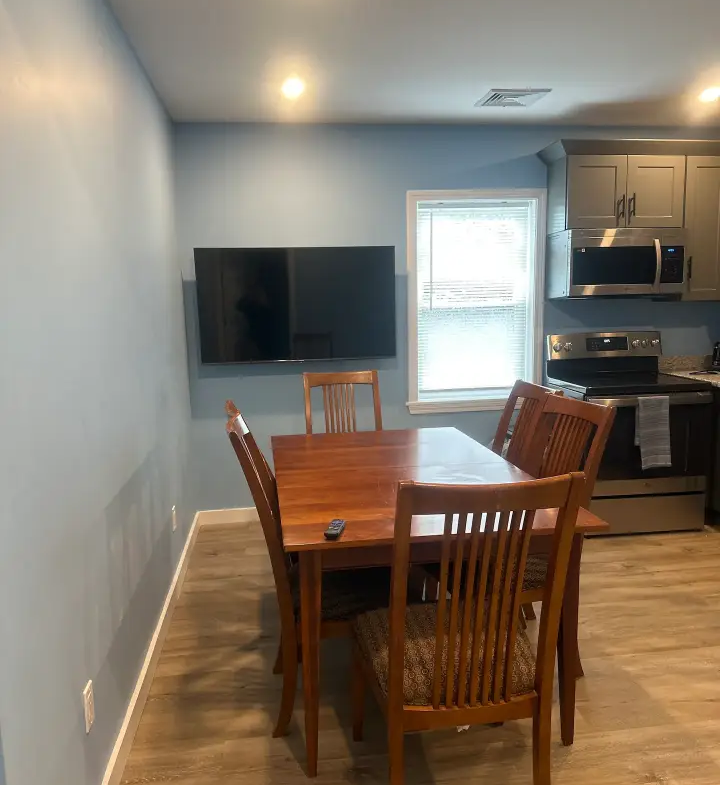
(626, 156, 685, 228)
(684, 157, 720, 300)
(566, 155, 628, 229)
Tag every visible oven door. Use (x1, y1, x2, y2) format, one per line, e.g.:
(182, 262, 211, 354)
(586, 392, 713, 496)
(568, 232, 660, 297)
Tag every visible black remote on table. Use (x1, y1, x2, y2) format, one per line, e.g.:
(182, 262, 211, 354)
(324, 518, 346, 541)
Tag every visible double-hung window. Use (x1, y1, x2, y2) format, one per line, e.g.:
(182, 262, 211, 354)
(407, 189, 546, 413)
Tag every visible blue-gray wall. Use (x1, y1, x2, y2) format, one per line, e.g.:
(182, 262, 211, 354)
(174, 123, 720, 511)
(0, 1, 191, 784)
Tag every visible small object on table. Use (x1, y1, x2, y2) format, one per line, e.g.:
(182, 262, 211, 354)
(323, 519, 346, 541)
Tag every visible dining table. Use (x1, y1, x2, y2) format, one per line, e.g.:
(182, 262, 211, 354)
(272, 426, 610, 777)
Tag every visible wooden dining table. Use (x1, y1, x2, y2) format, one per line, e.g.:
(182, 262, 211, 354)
(272, 426, 609, 777)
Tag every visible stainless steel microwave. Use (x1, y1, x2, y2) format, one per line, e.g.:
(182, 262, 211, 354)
(546, 228, 687, 298)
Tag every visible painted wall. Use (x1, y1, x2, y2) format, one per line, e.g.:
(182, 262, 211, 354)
(0, 1, 191, 784)
(174, 124, 720, 511)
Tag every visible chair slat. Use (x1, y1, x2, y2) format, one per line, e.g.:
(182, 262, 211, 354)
(432, 513, 454, 709)
(468, 514, 493, 707)
(456, 511, 483, 707)
(481, 511, 510, 704)
(445, 513, 468, 707)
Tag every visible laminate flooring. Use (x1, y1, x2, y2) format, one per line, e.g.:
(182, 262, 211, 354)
(120, 522, 720, 785)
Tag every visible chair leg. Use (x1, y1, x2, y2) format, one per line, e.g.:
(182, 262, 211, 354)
(388, 723, 405, 785)
(532, 697, 552, 785)
(352, 650, 365, 742)
(273, 639, 283, 675)
(523, 602, 537, 621)
(272, 638, 298, 738)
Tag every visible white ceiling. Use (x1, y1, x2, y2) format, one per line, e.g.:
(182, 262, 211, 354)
(110, 0, 720, 125)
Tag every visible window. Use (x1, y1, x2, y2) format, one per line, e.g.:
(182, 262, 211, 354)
(407, 189, 545, 413)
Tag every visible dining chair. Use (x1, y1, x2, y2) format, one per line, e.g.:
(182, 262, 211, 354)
(351, 473, 586, 785)
(225, 402, 413, 737)
(303, 370, 382, 434)
(491, 380, 560, 468)
(519, 395, 616, 653)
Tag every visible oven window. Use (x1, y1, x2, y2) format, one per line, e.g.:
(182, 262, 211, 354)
(597, 402, 711, 481)
(572, 246, 657, 286)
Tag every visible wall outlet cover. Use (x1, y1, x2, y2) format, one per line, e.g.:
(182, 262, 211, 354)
(83, 680, 95, 734)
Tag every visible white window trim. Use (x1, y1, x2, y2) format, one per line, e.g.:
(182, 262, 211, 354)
(406, 188, 546, 414)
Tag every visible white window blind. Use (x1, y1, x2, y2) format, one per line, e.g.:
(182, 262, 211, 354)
(408, 191, 544, 413)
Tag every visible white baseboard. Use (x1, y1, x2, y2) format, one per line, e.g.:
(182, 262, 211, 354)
(196, 506, 259, 525)
(101, 511, 201, 785)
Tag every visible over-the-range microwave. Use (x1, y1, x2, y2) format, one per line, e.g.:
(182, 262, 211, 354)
(546, 228, 687, 298)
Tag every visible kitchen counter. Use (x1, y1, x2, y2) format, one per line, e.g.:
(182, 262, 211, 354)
(660, 355, 720, 386)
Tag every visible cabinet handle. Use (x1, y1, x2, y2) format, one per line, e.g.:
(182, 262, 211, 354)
(628, 192, 637, 222)
(688, 256, 693, 279)
(616, 194, 626, 224)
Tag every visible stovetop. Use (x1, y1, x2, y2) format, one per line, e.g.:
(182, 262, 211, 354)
(546, 371, 714, 397)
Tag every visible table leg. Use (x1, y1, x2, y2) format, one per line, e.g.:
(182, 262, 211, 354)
(299, 551, 322, 777)
(558, 533, 583, 746)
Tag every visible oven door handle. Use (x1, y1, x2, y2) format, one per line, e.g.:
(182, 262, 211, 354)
(653, 238, 662, 292)
(587, 392, 713, 408)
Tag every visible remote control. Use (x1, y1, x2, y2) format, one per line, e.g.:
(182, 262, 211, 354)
(324, 518, 346, 541)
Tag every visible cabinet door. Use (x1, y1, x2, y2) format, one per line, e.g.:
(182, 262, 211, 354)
(685, 157, 720, 301)
(566, 155, 627, 229)
(626, 155, 686, 228)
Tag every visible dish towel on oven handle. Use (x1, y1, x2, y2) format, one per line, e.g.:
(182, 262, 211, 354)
(634, 396, 672, 470)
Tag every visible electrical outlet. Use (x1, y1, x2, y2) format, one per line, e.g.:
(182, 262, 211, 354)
(172, 505, 177, 532)
(83, 681, 95, 734)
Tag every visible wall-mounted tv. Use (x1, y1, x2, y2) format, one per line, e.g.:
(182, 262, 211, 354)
(194, 246, 396, 364)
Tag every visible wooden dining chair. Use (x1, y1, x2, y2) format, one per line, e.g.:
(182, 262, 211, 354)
(351, 473, 585, 785)
(519, 395, 615, 650)
(491, 380, 560, 468)
(225, 403, 414, 738)
(302, 370, 382, 434)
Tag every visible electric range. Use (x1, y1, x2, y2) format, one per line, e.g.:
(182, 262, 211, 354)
(544, 331, 713, 534)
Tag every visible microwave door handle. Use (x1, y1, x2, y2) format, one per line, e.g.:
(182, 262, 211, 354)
(653, 238, 662, 291)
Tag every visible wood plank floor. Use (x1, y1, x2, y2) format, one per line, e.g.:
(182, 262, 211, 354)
(120, 522, 720, 785)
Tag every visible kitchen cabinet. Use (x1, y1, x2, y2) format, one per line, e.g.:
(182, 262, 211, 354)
(566, 155, 627, 229)
(626, 155, 686, 228)
(685, 156, 720, 300)
(565, 154, 685, 230)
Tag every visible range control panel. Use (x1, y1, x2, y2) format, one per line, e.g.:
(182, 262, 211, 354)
(547, 331, 662, 360)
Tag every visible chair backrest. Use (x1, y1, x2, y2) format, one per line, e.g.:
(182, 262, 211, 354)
(302, 370, 383, 434)
(527, 395, 616, 505)
(225, 407, 295, 636)
(387, 473, 585, 712)
(492, 381, 559, 471)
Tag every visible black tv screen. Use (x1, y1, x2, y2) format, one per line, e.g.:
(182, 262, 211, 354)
(194, 246, 396, 364)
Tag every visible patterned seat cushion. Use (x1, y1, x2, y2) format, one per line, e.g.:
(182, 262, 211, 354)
(522, 555, 548, 591)
(290, 566, 423, 622)
(354, 603, 536, 706)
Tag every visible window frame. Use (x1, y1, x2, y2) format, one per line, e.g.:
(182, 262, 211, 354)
(406, 188, 547, 414)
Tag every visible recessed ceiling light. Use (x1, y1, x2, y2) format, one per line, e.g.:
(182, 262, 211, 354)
(281, 76, 305, 100)
(699, 86, 720, 103)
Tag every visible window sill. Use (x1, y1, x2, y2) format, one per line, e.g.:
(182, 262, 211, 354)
(407, 398, 509, 414)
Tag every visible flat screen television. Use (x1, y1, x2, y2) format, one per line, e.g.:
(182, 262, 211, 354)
(194, 246, 396, 364)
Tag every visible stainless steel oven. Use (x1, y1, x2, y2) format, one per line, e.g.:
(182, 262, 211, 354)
(545, 330, 714, 535)
(546, 228, 687, 299)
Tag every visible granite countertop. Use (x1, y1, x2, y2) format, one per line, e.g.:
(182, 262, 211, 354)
(660, 355, 720, 387)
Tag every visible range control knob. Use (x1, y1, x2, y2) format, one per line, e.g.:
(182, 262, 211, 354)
(631, 339, 641, 349)
(650, 338, 660, 347)
(563, 342, 573, 352)
(641, 339, 649, 348)
(552, 342, 563, 353)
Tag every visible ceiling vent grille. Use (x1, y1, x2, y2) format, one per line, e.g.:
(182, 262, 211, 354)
(475, 88, 552, 108)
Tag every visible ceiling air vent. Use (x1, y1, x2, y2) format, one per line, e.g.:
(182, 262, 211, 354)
(475, 88, 551, 108)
